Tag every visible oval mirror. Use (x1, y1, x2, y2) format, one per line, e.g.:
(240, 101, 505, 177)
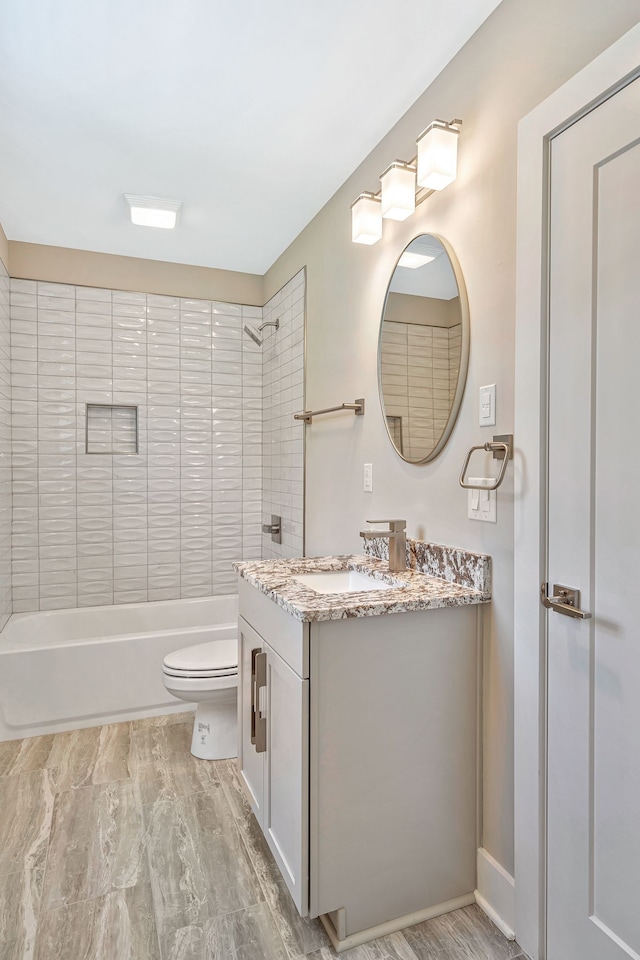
(378, 234, 469, 463)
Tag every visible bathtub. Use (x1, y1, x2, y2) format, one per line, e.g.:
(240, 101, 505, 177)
(0, 595, 238, 742)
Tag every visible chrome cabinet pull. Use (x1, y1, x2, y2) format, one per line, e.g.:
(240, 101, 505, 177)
(254, 652, 267, 754)
(540, 583, 592, 620)
(250, 646, 260, 745)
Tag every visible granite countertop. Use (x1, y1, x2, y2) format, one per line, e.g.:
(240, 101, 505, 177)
(232, 552, 490, 622)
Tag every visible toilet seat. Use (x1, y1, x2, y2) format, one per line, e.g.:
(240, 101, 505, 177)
(162, 638, 237, 679)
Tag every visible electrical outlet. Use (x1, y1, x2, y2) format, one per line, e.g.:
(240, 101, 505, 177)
(467, 477, 496, 522)
(363, 463, 373, 492)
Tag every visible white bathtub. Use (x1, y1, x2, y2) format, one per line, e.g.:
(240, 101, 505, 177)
(0, 595, 238, 742)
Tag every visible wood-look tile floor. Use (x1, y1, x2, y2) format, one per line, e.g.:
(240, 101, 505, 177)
(0, 713, 527, 960)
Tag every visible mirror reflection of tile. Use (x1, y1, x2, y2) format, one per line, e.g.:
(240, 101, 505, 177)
(381, 316, 461, 461)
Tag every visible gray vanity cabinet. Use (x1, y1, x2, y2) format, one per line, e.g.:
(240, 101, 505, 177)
(237, 575, 479, 949)
(238, 610, 310, 915)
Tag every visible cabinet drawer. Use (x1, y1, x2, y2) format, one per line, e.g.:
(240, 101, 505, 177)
(238, 577, 309, 678)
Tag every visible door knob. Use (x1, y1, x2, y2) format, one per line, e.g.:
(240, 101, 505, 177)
(540, 583, 592, 620)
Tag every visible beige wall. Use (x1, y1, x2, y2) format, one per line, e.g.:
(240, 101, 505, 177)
(384, 292, 460, 328)
(263, 0, 640, 876)
(9, 240, 263, 306)
(0, 223, 8, 273)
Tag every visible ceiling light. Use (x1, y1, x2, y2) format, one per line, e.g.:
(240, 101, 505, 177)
(351, 192, 382, 245)
(416, 120, 460, 191)
(397, 251, 435, 269)
(380, 162, 416, 221)
(350, 119, 461, 244)
(124, 194, 182, 229)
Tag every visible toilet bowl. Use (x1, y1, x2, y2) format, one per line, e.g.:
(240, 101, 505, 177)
(162, 637, 238, 760)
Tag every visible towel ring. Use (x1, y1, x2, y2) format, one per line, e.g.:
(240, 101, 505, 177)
(459, 434, 513, 491)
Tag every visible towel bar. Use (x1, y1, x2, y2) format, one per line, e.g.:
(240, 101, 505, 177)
(293, 398, 365, 424)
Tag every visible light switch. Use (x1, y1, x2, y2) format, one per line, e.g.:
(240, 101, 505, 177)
(363, 463, 373, 492)
(479, 384, 496, 427)
(467, 477, 497, 523)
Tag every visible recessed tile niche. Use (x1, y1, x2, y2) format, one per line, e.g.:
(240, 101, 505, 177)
(85, 404, 138, 455)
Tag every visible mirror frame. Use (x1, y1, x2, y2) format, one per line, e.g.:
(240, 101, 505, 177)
(377, 233, 470, 464)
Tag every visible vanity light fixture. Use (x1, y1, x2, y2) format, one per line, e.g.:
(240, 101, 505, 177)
(124, 194, 182, 229)
(351, 192, 383, 245)
(416, 120, 460, 191)
(351, 119, 461, 245)
(380, 161, 416, 221)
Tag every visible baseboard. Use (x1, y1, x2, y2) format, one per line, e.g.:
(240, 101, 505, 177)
(475, 847, 516, 940)
(319, 893, 476, 953)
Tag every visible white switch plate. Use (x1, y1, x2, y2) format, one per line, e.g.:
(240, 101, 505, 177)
(479, 384, 496, 426)
(467, 477, 497, 522)
(363, 463, 373, 492)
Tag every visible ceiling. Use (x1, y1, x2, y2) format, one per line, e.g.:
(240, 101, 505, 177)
(0, 0, 502, 275)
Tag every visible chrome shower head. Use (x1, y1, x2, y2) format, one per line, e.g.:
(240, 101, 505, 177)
(243, 324, 262, 346)
(243, 317, 280, 346)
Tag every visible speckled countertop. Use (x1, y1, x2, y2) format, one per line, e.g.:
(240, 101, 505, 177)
(232, 552, 490, 622)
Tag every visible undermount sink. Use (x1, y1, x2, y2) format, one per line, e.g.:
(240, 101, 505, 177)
(292, 569, 400, 594)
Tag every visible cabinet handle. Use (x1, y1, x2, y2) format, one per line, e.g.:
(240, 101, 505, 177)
(255, 651, 267, 754)
(250, 647, 261, 745)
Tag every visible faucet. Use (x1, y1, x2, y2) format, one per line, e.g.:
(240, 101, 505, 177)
(359, 519, 407, 572)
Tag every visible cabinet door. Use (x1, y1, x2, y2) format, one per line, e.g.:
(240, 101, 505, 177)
(238, 617, 266, 822)
(264, 642, 309, 916)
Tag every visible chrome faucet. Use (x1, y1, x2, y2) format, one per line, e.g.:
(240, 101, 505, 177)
(359, 519, 407, 572)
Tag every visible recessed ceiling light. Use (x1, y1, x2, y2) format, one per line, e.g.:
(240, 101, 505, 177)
(124, 194, 182, 229)
(397, 252, 436, 269)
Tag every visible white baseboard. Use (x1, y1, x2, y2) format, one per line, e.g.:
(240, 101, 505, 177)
(475, 847, 515, 940)
(320, 893, 476, 953)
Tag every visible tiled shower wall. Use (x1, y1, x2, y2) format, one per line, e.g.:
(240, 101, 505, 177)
(0, 260, 11, 630)
(10, 280, 263, 612)
(380, 320, 462, 461)
(261, 268, 305, 560)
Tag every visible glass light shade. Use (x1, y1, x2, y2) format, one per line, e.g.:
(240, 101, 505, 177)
(416, 123, 459, 191)
(351, 193, 382, 244)
(380, 163, 416, 220)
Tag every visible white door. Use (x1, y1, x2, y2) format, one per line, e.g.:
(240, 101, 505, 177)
(547, 76, 640, 959)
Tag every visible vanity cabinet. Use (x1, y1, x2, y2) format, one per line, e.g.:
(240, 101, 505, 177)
(237, 574, 481, 950)
(238, 613, 309, 914)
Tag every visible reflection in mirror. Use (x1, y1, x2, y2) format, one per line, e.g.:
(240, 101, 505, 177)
(379, 234, 468, 463)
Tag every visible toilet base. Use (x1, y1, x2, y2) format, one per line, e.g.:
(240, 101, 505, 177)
(190, 692, 237, 760)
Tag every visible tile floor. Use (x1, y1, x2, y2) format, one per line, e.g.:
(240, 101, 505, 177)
(0, 712, 527, 960)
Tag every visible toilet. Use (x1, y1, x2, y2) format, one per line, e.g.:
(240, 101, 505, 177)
(162, 637, 238, 760)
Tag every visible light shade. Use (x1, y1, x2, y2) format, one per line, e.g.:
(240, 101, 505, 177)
(351, 192, 382, 245)
(124, 194, 182, 229)
(380, 162, 416, 221)
(416, 121, 459, 191)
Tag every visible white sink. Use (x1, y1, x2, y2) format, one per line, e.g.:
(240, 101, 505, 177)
(292, 570, 399, 594)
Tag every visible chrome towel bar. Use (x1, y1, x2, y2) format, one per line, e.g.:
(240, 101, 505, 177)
(293, 398, 365, 424)
(459, 434, 513, 491)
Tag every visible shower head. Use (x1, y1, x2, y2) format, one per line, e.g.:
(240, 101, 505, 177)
(243, 317, 280, 347)
(243, 324, 262, 346)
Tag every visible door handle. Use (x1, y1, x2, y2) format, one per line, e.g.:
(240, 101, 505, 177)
(541, 583, 592, 620)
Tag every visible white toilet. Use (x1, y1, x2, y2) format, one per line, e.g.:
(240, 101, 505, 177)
(162, 637, 238, 760)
